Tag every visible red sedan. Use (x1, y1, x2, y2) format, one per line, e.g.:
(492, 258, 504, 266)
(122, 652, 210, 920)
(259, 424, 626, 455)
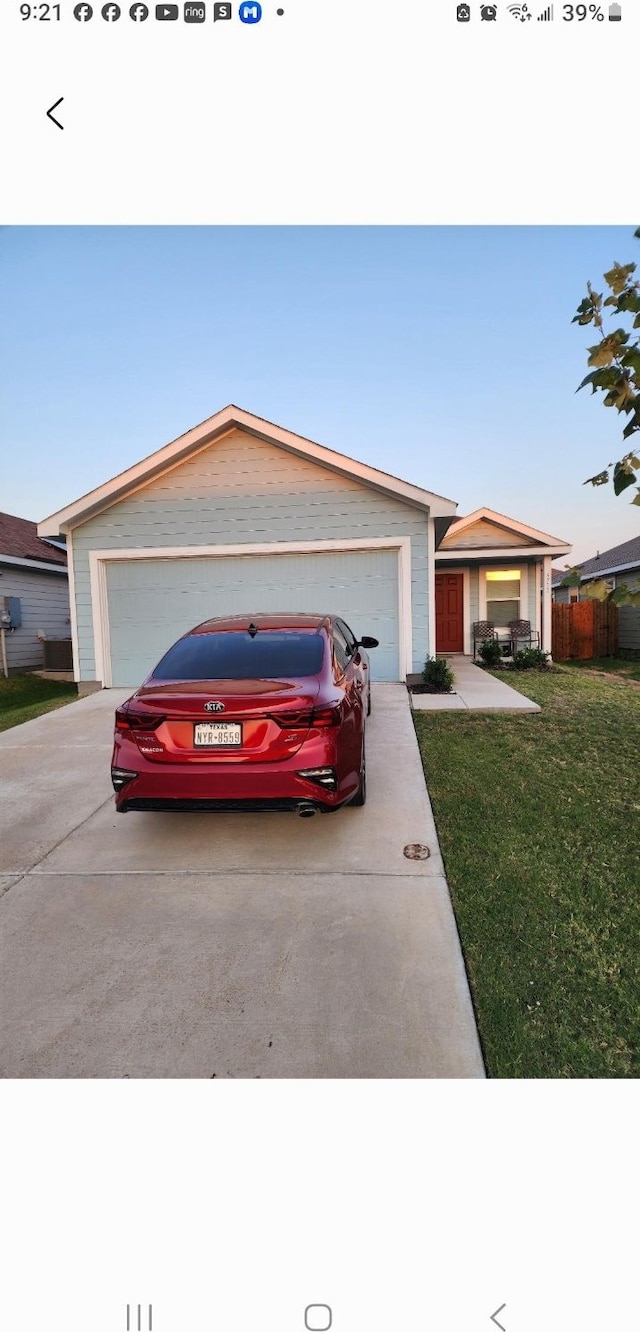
(111, 613, 378, 817)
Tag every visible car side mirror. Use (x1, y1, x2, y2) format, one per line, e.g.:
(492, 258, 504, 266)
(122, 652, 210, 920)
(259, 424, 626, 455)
(358, 636, 379, 649)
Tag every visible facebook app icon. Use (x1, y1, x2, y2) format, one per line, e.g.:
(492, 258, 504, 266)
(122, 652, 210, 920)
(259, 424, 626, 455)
(239, 0, 261, 20)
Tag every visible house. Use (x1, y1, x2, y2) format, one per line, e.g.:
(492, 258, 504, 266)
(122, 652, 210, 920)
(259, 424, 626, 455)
(552, 535, 640, 603)
(434, 508, 571, 656)
(0, 511, 70, 674)
(37, 406, 571, 690)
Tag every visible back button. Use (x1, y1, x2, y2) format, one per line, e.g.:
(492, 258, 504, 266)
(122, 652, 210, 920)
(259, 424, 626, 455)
(46, 96, 64, 129)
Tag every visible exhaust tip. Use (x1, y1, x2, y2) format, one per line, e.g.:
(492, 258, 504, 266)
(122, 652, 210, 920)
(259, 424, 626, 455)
(296, 802, 317, 818)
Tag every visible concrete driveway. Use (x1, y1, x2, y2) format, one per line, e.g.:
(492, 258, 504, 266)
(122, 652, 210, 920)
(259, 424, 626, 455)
(0, 685, 484, 1078)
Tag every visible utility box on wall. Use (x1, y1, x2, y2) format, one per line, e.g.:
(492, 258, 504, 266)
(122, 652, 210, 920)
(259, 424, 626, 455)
(1, 596, 22, 629)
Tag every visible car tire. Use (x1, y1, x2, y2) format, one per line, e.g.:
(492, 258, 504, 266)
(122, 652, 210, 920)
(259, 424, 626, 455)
(350, 743, 367, 806)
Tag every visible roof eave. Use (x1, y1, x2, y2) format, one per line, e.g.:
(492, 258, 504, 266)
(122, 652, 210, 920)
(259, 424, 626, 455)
(581, 559, 640, 581)
(436, 543, 572, 560)
(0, 553, 68, 574)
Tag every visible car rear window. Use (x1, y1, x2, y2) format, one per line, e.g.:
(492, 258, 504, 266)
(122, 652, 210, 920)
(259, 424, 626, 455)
(150, 630, 325, 681)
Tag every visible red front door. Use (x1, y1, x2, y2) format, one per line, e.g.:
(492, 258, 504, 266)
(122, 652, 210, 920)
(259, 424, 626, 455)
(435, 573, 464, 653)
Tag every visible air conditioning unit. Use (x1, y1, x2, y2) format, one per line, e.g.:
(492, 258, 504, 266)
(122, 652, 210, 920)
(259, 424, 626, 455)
(42, 639, 73, 670)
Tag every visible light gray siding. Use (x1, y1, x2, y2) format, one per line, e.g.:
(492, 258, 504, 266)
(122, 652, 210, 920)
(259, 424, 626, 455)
(0, 564, 70, 672)
(441, 518, 538, 550)
(106, 549, 399, 686)
(618, 605, 640, 654)
(553, 584, 572, 605)
(71, 431, 430, 681)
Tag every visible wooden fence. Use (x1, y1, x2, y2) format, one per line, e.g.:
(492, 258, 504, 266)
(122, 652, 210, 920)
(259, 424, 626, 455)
(552, 600, 618, 661)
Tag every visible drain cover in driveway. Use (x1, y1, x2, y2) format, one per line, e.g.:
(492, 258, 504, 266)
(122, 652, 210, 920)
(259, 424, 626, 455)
(403, 843, 431, 860)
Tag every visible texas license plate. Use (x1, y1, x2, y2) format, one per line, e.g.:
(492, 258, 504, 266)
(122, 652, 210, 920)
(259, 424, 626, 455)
(194, 722, 242, 747)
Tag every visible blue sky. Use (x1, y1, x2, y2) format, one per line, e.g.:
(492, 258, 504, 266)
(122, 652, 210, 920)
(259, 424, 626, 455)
(1, 226, 637, 564)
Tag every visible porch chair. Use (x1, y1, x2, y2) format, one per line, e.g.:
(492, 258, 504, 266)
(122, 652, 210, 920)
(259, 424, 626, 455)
(472, 621, 497, 660)
(508, 619, 540, 654)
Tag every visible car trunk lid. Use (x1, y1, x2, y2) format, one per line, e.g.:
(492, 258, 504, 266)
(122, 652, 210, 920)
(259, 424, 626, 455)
(119, 677, 323, 762)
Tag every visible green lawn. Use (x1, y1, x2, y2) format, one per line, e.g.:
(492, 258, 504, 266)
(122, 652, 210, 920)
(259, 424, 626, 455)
(562, 656, 640, 683)
(0, 673, 78, 732)
(412, 667, 640, 1078)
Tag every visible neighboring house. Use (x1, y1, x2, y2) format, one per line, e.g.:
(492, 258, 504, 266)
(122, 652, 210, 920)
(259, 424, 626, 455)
(552, 535, 640, 603)
(0, 511, 70, 674)
(37, 406, 571, 689)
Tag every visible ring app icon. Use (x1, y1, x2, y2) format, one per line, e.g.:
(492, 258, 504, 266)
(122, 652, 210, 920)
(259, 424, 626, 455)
(239, 0, 261, 20)
(213, 0, 231, 15)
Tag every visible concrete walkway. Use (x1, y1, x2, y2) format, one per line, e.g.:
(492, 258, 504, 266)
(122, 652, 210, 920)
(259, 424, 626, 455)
(411, 657, 541, 712)
(0, 685, 485, 1079)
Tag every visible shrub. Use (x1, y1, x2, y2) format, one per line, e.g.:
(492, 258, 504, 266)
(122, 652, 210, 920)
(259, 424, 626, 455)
(421, 656, 455, 693)
(477, 638, 503, 667)
(511, 647, 551, 671)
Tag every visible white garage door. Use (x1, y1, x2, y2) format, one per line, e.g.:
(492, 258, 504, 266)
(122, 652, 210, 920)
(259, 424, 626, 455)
(105, 549, 400, 686)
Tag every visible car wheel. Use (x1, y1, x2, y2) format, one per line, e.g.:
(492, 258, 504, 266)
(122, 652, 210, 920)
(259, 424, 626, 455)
(367, 684, 372, 716)
(350, 743, 367, 806)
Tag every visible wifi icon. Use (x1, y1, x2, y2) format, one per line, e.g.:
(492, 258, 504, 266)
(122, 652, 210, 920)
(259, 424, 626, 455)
(508, 2, 532, 15)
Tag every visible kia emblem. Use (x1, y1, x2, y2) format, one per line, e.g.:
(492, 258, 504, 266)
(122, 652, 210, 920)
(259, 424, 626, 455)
(204, 701, 225, 712)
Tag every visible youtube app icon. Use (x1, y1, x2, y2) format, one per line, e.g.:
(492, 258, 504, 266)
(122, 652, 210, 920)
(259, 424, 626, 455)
(155, 2, 178, 15)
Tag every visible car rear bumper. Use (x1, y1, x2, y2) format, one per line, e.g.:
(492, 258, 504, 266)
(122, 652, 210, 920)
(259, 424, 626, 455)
(112, 750, 357, 813)
(116, 795, 340, 813)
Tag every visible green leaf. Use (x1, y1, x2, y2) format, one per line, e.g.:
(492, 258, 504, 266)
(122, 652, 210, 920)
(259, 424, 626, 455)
(583, 469, 610, 487)
(616, 290, 640, 314)
(632, 489, 640, 506)
(582, 580, 610, 602)
(577, 367, 619, 393)
(620, 348, 640, 375)
(622, 415, 640, 439)
(560, 568, 582, 587)
(603, 262, 636, 294)
(613, 462, 636, 495)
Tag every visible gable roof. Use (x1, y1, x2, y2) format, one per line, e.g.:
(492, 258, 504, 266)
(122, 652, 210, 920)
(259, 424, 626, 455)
(0, 511, 67, 567)
(38, 404, 458, 537)
(437, 506, 571, 556)
(574, 534, 640, 581)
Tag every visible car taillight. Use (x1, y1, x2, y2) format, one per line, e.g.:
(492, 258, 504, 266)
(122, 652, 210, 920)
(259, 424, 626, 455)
(115, 707, 166, 732)
(269, 709, 314, 729)
(270, 704, 342, 729)
(311, 704, 342, 727)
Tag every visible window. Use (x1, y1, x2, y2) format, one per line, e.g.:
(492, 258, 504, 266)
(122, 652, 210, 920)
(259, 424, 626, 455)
(151, 630, 325, 680)
(485, 569, 521, 626)
(336, 618, 357, 656)
(332, 624, 351, 674)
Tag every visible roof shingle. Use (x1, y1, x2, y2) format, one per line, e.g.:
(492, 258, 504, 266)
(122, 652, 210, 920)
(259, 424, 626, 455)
(575, 535, 640, 579)
(0, 511, 67, 566)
